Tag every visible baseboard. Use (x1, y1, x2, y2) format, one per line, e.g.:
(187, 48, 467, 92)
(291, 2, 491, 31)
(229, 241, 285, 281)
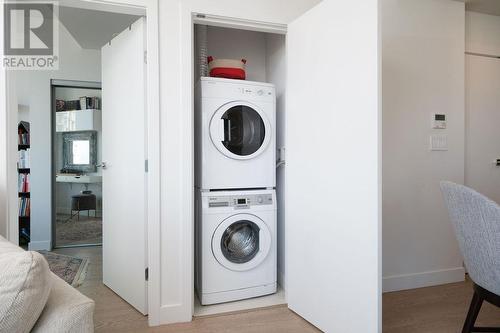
(28, 240, 51, 251)
(383, 267, 465, 292)
(159, 303, 192, 325)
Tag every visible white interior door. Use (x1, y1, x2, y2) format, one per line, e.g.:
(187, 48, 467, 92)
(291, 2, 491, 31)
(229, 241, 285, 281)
(286, 1, 380, 332)
(465, 55, 500, 203)
(101, 17, 147, 315)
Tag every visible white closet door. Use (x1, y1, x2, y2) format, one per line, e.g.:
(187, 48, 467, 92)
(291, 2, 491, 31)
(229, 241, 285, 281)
(465, 54, 500, 203)
(286, 1, 380, 332)
(101, 17, 147, 315)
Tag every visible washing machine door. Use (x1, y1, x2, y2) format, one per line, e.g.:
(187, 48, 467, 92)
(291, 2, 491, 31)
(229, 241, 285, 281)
(212, 213, 272, 272)
(209, 101, 271, 160)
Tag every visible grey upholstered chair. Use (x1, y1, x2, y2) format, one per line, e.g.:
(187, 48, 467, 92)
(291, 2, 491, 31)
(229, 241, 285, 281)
(440, 181, 500, 333)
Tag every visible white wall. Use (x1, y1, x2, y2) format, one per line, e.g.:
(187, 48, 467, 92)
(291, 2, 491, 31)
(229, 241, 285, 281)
(466, 11, 500, 56)
(18, 105, 30, 122)
(465, 12, 500, 205)
(265, 33, 287, 289)
(13, 21, 101, 250)
(382, 0, 465, 292)
(207, 26, 268, 82)
(158, 0, 322, 324)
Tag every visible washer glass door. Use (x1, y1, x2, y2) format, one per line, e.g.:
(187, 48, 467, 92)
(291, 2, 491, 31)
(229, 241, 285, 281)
(212, 214, 271, 271)
(221, 220, 260, 264)
(210, 101, 271, 160)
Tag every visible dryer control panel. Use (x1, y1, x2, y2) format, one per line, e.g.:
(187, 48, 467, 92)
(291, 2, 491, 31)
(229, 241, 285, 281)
(208, 193, 273, 208)
(236, 87, 274, 99)
(199, 77, 275, 103)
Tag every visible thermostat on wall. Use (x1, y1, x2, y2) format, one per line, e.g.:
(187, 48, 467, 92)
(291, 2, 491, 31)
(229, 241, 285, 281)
(432, 113, 447, 129)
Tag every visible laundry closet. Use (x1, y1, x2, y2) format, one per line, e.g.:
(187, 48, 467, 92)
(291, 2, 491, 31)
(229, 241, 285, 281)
(180, 3, 380, 330)
(193, 23, 288, 315)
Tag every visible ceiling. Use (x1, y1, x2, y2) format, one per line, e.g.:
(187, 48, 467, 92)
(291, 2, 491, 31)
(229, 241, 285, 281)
(59, 6, 141, 50)
(59, 1, 500, 50)
(466, 0, 500, 16)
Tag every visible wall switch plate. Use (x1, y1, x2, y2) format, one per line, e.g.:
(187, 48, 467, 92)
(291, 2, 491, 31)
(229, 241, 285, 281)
(430, 134, 448, 151)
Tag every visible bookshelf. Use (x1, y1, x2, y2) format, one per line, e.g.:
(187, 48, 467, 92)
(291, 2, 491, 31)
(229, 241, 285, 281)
(18, 121, 30, 245)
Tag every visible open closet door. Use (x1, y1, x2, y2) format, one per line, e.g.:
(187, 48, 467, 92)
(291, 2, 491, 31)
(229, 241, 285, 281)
(286, 1, 380, 332)
(101, 17, 147, 314)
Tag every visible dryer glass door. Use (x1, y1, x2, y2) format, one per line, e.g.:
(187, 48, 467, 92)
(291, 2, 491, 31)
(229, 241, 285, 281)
(210, 102, 271, 160)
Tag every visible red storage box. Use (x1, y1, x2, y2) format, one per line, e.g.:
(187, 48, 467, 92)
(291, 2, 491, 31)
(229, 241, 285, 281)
(207, 56, 246, 80)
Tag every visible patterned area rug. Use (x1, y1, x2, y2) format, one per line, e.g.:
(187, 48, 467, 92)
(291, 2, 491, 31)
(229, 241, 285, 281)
(56, 214, 102, 246)
(37, 251, 89, 287)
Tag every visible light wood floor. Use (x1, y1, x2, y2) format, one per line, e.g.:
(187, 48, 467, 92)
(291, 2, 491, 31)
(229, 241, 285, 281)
(54, 247, 500, 332)
(53, 246, 319, 333)
(383, 278, 500, 332)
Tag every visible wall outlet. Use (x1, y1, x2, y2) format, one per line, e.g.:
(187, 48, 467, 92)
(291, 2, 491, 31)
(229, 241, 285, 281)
(277, 147, 286, 162)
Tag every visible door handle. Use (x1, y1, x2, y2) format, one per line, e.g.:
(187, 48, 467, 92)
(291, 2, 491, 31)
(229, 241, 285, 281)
(220, 118, 225, 142)
(96, 162, 107, 169)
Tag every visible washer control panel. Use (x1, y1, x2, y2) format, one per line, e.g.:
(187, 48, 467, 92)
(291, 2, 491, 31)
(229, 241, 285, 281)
(208, 193, 273, 208)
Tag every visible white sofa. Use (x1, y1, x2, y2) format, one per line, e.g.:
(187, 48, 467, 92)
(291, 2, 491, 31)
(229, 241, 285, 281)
(0, 235, 94, 332)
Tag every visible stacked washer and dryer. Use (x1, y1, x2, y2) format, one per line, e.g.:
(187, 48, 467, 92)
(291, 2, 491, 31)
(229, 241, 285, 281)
(195, 77, 277, 305)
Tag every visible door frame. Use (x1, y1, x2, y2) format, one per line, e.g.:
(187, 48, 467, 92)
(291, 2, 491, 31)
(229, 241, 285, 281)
(180, 6, 287, 318)
(0, 0, 161, 326)
(50, 79, 102, 249)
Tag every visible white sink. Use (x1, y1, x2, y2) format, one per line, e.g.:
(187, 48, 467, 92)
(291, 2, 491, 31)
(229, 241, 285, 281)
(56, 174, 102, 183)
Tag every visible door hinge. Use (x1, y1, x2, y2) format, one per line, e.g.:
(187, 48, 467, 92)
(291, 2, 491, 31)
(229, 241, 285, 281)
(145, 267, 149, 281)
(144, 50, 147, 64)
(145, 159, 148, 172)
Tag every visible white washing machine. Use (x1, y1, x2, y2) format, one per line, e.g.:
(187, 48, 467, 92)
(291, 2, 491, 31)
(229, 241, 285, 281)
(195, 189, 277, 305)
(195, 77, 276, 190)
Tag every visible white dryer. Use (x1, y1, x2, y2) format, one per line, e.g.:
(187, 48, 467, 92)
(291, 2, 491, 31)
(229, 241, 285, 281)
(195, 189, 277, 305)
(195, 77, 276, 190)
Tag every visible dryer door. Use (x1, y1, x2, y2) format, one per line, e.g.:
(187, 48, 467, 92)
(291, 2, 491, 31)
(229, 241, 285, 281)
(209, 101, 271, 160)
(212, 213, 272, 272)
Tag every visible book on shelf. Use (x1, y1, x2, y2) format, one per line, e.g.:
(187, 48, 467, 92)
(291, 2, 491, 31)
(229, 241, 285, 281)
(18, 121, 30, 145)
(56, 97, 101, 111)
(65, 100, 80, 110)
(79, 96, 101, 110)
(18, 197, 30, 217)
(18, 131, 30, 145)
(18, 149, 30, 169)
(18, 173, 30, 192)
(79, 97, 87, 110)
(19, 228, 30, 242)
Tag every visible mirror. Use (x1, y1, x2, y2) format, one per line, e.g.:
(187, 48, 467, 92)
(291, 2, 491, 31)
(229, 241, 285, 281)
(72, 140, 91, 164)
(62, 131, 97, 173)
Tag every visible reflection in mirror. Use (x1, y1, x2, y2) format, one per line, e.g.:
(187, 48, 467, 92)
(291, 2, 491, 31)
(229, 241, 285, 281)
(72, 140, 90, 165)
(62, 131, 97, 173)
